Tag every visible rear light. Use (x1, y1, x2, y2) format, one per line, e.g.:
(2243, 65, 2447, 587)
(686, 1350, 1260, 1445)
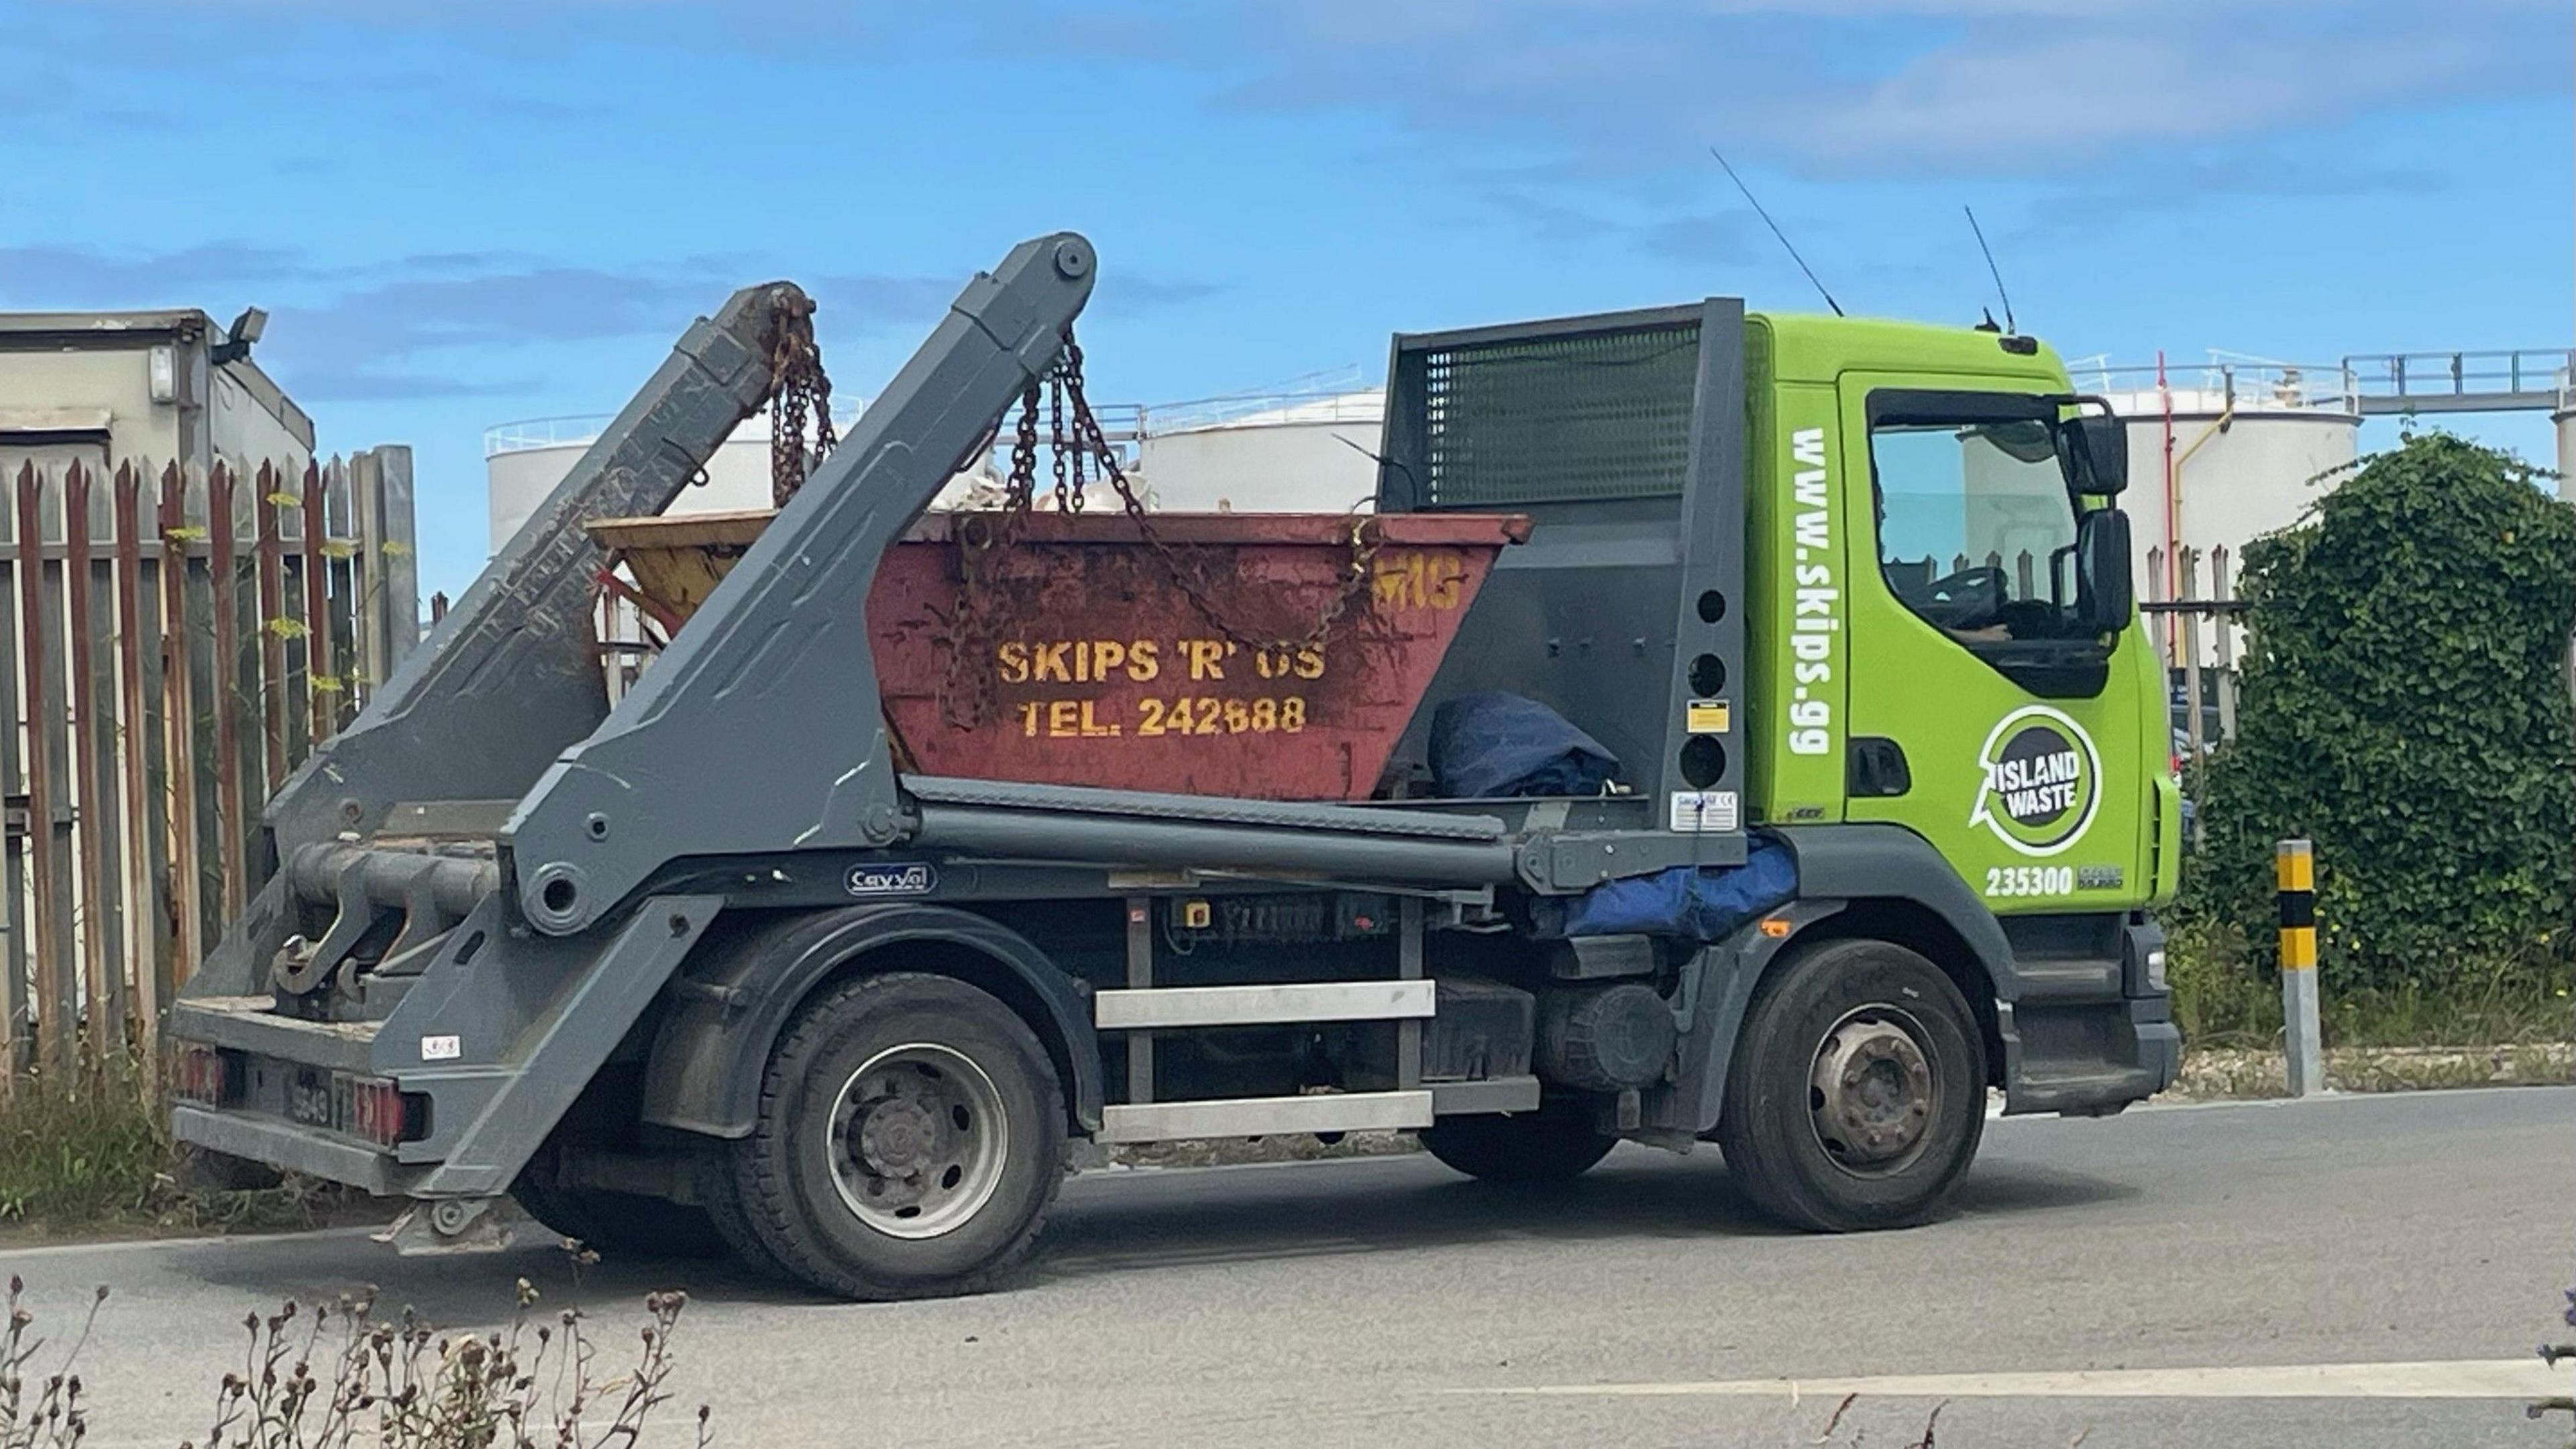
(347, 1077, 423, 1149)
(174, 1045, 231, 1105)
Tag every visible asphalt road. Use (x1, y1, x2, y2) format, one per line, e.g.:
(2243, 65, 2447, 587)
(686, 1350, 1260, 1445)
(9, 1086, 2571, 1448)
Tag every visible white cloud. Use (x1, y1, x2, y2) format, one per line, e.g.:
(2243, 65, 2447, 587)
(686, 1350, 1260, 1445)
(1017, 0, 2568, 177)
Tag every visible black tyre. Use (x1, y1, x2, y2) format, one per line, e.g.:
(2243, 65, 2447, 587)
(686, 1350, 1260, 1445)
(727, 972, 1066, 1301)
(694, 1142, 794, 1283)
(1419, 1101, 1617, 1183)
(1715, 938, 1987, 1232)
(511, 1136, 729, 1259)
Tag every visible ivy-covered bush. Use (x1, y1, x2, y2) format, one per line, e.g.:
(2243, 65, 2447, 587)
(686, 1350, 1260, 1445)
(2178, 432, 2576, 994)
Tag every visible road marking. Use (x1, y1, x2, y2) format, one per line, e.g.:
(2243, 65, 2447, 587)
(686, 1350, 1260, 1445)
(1458, 1359, 2561, 1401)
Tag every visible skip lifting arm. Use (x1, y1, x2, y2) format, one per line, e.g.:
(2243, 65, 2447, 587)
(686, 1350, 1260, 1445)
(180, 279, 815, 1000)
(266, 282, 812, 855)
(506, 233, 1101, 934)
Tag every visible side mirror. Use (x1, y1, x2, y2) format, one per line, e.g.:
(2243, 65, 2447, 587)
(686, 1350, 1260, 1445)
(2059, 413, 2129, 496)
(2077, 507, 2134, 633)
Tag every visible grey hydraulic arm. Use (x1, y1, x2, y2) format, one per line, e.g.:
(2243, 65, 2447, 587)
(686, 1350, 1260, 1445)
(183, 281, 805, 999)
(264, 282, 803, 854)
(506, 233, 1099, 935)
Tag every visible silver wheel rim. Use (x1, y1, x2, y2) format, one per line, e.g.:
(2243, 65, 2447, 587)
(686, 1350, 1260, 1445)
(826, 1042, 1010, 1240)
(1807, 1005, 1938, 1177)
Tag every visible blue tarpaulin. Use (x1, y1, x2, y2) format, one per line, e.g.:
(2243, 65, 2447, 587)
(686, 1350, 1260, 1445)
(1427, 691, 1621, 798)
(1531, 837, 1799, 943)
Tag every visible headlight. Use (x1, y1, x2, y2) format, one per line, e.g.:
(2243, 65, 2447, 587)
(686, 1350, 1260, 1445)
(2145, 948, 2168, 993)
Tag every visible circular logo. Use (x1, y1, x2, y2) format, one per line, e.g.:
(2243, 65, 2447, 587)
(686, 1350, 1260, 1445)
(1969, 706, 2100, 857)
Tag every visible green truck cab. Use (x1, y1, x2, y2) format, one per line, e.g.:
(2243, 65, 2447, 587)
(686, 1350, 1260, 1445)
(1748, 315, 2180, 906)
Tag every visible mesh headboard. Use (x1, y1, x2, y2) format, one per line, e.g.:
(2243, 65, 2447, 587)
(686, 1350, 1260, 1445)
(1405, 317, 1702, 508)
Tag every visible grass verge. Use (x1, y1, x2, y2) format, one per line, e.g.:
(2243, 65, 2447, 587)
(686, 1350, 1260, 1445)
(2165, 920, 2573, 1099)
(2167, 920, 2573, 1051)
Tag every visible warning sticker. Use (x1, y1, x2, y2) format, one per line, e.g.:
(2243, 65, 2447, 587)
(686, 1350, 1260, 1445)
(1669, 790, 1739, 833)
(1686, 698, 1731, 734)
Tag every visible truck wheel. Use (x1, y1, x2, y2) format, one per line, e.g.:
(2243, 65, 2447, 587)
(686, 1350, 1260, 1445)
(1715, 938, 1986, 1232)
(694, 1144, 792, 1283)
(729, 972, 1066, 1300)
(511, 1139, 727, 1259)
(1419, 1102, 1616, 1183)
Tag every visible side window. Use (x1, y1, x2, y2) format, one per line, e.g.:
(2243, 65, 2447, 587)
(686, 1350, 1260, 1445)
(1868, 404, 2082, 651)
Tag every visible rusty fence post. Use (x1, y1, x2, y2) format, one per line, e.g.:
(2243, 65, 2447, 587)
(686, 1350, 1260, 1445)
(112, 464, 160, 1044)
(158, 462, 204, 981)
(255, 463, 290, 798)
(62, 462, 118, 1054)
(300, 461, 332, 749)
(207, 460, 245, 922)
(0, 466, 30, 1077)
(13, 464, 68, 1075)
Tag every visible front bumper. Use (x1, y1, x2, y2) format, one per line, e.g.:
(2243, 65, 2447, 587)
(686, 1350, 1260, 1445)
(1999, 996, 2182, 1116)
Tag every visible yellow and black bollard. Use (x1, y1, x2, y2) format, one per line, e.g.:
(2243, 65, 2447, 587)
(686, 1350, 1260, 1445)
(2275, 839, 2322, 1095)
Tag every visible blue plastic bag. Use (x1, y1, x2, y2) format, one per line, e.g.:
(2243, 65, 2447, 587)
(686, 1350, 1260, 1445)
(1427, 692, 1621, 798)
(1532, 837, 1798, 942)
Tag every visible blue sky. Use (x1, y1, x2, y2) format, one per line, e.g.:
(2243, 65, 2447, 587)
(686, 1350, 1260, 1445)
(3, 0, 2568, 598)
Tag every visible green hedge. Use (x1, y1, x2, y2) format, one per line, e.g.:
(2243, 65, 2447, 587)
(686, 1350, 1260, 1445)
(2176, 433, 2575, 997)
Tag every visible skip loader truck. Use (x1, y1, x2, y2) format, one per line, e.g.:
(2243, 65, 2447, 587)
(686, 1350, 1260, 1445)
(167, 232, 2180, 1299)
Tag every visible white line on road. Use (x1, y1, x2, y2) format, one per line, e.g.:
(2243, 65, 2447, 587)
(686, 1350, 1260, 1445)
(1460, 1359, 2561, 1401)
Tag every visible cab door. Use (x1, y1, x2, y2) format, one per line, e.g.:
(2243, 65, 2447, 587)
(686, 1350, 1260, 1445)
(1835, 374, 2152, 913)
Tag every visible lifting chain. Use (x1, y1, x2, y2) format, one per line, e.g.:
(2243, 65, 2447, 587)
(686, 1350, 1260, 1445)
(938, 379, 1046, 727)
(765, 315, 1378, 731)
(978, 329, 1381, 661)
(765, 291, 837, 508)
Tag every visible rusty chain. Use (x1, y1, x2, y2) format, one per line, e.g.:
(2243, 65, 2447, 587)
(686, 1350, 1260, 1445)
(939, 378, 1047, 728)
(1040, 331, 1380, 659)
(942, 328, 1379, 729)
(765, 291, 837, 508)
(753, 304, 1379, 727)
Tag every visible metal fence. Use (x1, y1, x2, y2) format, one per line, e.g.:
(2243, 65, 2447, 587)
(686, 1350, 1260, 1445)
(2341, 349, 2574, 413)
(1, 452, 418, 1079)
(2143, 543, 2243, 758)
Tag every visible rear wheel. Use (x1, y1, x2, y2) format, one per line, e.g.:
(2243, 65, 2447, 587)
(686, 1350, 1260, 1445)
(1715, 938, 1986, 1232)
(694, 1142, 793, 1282)
(727, 972, 1066, 1300)
(1419, 1101, 1617, 1183)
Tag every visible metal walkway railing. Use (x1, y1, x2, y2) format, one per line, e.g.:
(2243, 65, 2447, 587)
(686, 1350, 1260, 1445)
(2339, 349, 2573, 416)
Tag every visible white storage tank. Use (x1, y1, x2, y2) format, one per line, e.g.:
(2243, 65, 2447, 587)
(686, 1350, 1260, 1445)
(1132, 388, 1384, 513)
(484, 413, 783, 555)
(485, 408, 1007, 555)
(2083, 363, 2362, 600)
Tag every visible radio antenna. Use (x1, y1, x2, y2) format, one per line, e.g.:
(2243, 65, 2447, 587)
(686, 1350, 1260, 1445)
(1964, 205, 2015, 335)
(1709, 146, 1842, 317)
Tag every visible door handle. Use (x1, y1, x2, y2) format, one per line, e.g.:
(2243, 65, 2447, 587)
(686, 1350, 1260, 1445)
(1847, 737, 1913, 798)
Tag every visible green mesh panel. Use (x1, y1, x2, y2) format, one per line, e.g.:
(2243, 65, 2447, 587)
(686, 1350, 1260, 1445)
(1417, 321, 1701, 506)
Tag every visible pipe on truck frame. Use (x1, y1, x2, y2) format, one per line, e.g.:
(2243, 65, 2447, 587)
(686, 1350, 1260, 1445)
(909, 804, 1523, 885)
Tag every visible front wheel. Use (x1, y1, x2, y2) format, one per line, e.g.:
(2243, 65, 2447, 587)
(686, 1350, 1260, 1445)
(726, 972, 1066, 1300)
(1419, 1102, 1617, 1183)
(1715, 938, 1987, 1232)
